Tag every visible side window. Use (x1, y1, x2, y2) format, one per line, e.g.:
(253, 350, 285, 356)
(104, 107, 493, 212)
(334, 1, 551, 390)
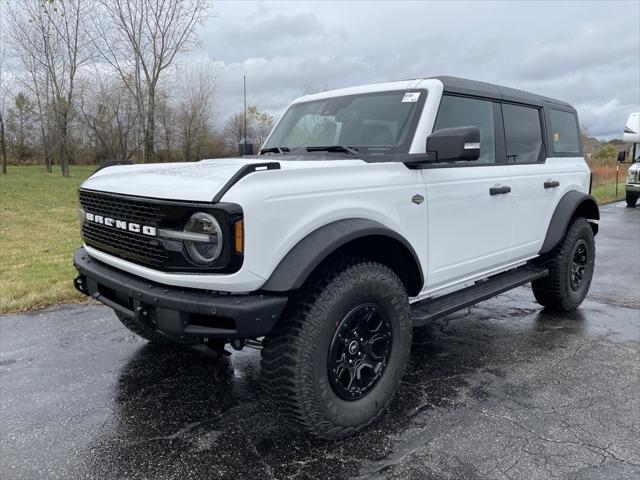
(549, 109, 580, 154)
(502, 104, 543, 164)
(434, 95, 496, 164)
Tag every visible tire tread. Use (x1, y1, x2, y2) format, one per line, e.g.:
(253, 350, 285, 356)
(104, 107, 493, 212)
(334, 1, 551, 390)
(532, 217, 595, 312)
(261, 257, 411, 439)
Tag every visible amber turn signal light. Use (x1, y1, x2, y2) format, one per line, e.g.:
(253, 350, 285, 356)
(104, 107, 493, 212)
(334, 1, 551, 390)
(234, 220, 244, 253)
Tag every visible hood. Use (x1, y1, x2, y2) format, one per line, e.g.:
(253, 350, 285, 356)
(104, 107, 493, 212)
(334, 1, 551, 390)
(80, 157, 366, 202)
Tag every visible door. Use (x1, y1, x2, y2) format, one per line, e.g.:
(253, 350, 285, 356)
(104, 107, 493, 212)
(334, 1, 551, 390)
(423, 95, 514, 292)
(505, 105, 569, 260)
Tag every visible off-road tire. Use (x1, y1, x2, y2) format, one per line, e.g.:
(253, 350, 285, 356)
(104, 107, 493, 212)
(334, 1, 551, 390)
(115, 311, 174, 345)
(532, 217, 595, 312)
(261, 258, 412, 439)
(626, 193, 638, 208)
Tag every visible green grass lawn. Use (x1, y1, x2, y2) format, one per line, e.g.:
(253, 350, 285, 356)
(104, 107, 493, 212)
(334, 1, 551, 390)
(0, 165, 96, 313)
(0, 165, 631, 313)
(591, 182, 626, 204)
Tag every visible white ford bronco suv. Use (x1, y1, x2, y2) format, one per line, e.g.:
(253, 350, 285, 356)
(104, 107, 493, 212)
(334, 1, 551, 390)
(73, 76, 599, 439)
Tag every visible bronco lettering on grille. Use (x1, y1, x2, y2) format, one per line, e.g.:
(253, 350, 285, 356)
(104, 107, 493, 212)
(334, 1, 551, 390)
(85, 212, 157, 237)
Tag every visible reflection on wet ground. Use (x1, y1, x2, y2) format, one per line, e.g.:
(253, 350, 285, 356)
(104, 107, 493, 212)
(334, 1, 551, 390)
(1, 203, 639, 480)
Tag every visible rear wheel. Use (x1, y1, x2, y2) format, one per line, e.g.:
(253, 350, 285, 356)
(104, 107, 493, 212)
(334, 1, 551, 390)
(115, 311, 174, 345)
(532, 217, 595, 312)
(626, 193, 638, 208)
(261, 258, 411, 439)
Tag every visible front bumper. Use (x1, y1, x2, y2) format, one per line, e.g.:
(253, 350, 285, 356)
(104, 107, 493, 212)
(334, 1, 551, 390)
(73, 247, 288, 341)
(625, 183, 640, 194)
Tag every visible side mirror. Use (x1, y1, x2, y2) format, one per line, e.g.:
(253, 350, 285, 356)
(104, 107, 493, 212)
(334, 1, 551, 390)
(617, 151, 627, 163)
(427, 126, 481, 162)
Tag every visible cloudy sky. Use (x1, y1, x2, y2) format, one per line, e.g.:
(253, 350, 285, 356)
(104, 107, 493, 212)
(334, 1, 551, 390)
(195, 0, 639, 140)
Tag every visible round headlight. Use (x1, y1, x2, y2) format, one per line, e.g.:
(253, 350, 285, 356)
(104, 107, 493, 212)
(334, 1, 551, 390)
(183, 212, 223, 265)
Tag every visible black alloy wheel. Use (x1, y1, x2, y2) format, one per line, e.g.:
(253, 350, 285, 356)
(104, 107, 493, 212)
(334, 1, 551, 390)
(328, 303, 393, 400)
(570, 240, 589, 291)
(532, 217, 595, 312)
(261, 258, 412, 439)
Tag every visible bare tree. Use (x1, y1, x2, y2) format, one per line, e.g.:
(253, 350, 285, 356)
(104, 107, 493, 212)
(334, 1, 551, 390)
(0, 24, 9, 174)
(0, 107, 6, 174)
(156, 89, 177, 162)
(222, 110, 246, 154)
(8, 0, 94, 176)
(93, 0, 211, 163)
(20, 43, 55, 172)
(222, 105, 274, 154)
(7, 92, 35, 162)
(79, 73, 141, 163)
(252, 107, 274, 152)
(176, 58, 218, 161)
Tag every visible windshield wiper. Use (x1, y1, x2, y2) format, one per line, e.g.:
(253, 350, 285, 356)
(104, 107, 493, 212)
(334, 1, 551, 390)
(305, 145, 359, 156)
(260, 147, 290, 155)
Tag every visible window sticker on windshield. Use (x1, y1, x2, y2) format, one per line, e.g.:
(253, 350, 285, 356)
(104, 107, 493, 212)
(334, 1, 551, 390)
(402, 92, 420, 103)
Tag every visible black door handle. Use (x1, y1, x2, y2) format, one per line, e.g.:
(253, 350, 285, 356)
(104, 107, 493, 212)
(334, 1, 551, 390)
(544, 180, 560, 189)
(490, 186, 511, 195)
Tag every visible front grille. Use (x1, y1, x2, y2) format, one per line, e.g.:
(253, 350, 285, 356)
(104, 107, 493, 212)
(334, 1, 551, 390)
(79, 190, 163, 225)
(78, 189, 243, 273)
(79, 190, 168, 265)
(82, 222, 168, 264)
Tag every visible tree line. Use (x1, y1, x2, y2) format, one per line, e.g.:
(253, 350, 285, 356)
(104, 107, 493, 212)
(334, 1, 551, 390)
(0, 0, 274, 176)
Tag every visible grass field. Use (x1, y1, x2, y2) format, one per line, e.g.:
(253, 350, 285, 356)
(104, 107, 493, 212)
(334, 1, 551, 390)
(0, 164, 630, 313)
(591, 181, 626, 204)
(0, 165, 95, 313)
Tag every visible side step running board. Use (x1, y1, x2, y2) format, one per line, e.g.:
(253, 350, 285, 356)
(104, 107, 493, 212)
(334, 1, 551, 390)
(411, 266, 548, 327)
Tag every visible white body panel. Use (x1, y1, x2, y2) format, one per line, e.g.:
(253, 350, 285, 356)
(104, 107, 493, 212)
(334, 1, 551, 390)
(84, 160, 428, 293)
(80, 77, 592, 299)
(508, 158, 591, 259)
(223, 163, 427, 284)
(422, 165, 514, 291)
(84, 158, 364, 202)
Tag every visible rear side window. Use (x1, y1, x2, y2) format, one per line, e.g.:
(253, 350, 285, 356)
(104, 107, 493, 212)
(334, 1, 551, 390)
(434, 95, 496, 164)
(550, 109, 580, 154)
(502, 104, 543, 164)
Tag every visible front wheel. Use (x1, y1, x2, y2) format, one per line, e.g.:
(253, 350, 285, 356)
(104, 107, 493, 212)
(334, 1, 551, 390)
(626, 193, 638, 208)
(261, 258, 412, 439)
(532, 217, 595, 312)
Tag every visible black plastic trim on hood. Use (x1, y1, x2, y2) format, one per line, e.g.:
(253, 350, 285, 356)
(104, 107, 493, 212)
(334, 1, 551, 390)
(212, 162, 281, 203)
(92, 160, 133, 175)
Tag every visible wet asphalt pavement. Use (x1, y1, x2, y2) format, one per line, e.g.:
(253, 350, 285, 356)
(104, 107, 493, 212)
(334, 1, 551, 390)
(1, 202, 639, 480)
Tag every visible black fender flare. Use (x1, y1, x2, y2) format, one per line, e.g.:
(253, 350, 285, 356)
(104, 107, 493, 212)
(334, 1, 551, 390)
(539, 191, 599, 254)
(261, 218, 424, 295)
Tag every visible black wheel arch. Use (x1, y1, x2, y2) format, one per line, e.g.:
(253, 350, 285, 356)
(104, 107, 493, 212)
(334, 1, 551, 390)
(260, 218, 424, 296)
(539, 190, 599, 254)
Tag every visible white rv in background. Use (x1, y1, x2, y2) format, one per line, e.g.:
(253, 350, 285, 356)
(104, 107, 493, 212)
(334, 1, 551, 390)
(620, 112, 640, 207)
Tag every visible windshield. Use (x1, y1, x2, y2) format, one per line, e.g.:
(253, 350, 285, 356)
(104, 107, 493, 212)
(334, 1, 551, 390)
(262, 90, 426, 157)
